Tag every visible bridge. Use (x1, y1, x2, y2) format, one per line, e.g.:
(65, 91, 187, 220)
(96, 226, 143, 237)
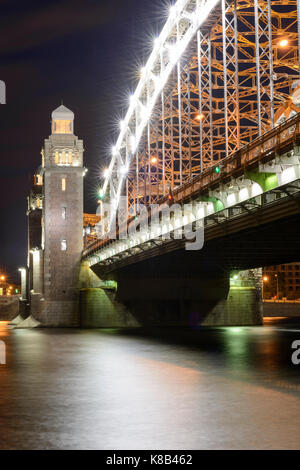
(18, 0, 300, 328)
(83, 114, 300, 271)
(79, 0, 300, 328)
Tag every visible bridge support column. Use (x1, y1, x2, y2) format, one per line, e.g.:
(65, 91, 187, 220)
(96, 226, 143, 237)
(198, 268, 263, 326)
(80, 264, 263, 328)
(116, 268, 262, 327)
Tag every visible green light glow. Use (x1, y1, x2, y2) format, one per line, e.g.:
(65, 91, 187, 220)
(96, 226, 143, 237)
(230, 327, 242, 334)
(245, 170, 278, 192)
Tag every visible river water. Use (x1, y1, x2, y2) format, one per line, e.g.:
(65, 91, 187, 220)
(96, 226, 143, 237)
(0, 318, 300, 450)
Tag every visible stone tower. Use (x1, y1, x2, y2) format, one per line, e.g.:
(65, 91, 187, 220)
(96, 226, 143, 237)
(29, 105, 84, 326)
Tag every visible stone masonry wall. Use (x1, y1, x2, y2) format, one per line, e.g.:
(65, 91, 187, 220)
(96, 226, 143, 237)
(79, 268, 263, 327)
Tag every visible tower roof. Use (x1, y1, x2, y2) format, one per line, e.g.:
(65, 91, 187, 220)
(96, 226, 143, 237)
(51, 104, 74, 121)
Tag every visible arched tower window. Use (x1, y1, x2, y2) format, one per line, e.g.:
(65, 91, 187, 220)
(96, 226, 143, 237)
(51, 105, 74, 135)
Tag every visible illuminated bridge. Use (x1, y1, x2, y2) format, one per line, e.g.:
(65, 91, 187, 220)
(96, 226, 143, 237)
(80, 0, 300, 327)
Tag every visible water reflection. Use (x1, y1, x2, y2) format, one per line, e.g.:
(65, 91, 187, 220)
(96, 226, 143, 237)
(0, 320, 300, 449)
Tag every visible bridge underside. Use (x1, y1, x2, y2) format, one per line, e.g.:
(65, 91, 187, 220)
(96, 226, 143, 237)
(79, 206, 300, 328)
(78, 0, 300, 328)
(92, 204, 300, 278)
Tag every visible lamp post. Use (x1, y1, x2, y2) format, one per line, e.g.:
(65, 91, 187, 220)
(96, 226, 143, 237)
(0, 274, 6, 296)
(262, 275, 269, 300)
(274, 274, 279, 301)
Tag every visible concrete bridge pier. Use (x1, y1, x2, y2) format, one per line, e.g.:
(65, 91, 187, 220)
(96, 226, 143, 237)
(79, 263, 263, 328)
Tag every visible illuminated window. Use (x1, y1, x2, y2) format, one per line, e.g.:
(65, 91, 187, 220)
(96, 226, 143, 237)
(53, 120, 72, 134)
(36, 198, 41, 208)
(62, 207, 66, 220)
(55, 151, 59, 164)
(61, 151, 66, 165)
(62, 178, 66, 191)
(35, 174, 43, 186)
(61, 240, 67, 251)
(68, 151, 72, 165)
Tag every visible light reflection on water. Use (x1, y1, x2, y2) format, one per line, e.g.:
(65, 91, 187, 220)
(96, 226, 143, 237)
(0, 319, 300, 450)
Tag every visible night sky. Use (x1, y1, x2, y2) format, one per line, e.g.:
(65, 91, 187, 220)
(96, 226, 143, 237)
(0, 0, 169, 280)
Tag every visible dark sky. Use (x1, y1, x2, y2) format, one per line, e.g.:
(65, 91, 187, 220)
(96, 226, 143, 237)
(0, 0, 169, 280)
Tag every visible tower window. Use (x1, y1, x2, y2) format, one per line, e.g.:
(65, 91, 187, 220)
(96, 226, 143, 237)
(61, 240, 67, 251)
(62, 207, 66, 220)
(53, 120, 72, 134)
(62, 178, 66, 191)
(55, 151, 59, 164)
(35, 174, 43, 186)
(68, 151, 72, 165)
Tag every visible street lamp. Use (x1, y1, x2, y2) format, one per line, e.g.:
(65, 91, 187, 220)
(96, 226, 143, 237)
(262, 275, 269, 300)
(274, 274, 279, 301)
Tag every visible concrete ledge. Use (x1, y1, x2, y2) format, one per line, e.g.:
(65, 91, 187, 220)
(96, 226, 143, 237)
(0, 296, 21, 321)
(263, 302, 300, 317)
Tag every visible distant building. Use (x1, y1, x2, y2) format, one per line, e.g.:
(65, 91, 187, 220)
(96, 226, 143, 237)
(263, 263, 300, 300)
(26, 105, 85, 326)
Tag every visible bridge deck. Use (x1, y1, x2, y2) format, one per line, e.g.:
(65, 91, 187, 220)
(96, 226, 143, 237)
(83, 113, 300, 261)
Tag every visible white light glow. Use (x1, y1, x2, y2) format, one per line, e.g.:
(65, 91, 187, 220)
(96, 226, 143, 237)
(281, 166, 296, 185)
(130, 135, 137, 152)
(153, 37, 160, 48)
(120, 165, 128, 175)
(197, 207, 205, 219)
(227, 193, 236, 206)
(169, 5, 176, 17)
(239, 187, 249, 201)
(206, 203, 214, 215)
(102, 0, 221, 220)
(162, 224, 168, 235)
(251, 183, 263, 197)
(168, 43, 179, 63)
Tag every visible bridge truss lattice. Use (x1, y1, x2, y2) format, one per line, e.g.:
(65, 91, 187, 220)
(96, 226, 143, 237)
(101, 0, 300, 222)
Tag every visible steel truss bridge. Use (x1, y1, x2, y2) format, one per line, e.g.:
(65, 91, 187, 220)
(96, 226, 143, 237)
(84, 0, 300, 269)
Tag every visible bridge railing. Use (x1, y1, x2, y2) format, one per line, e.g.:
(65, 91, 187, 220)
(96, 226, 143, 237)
(170, 112, 300, 204)
(83, 112, 300, 259)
